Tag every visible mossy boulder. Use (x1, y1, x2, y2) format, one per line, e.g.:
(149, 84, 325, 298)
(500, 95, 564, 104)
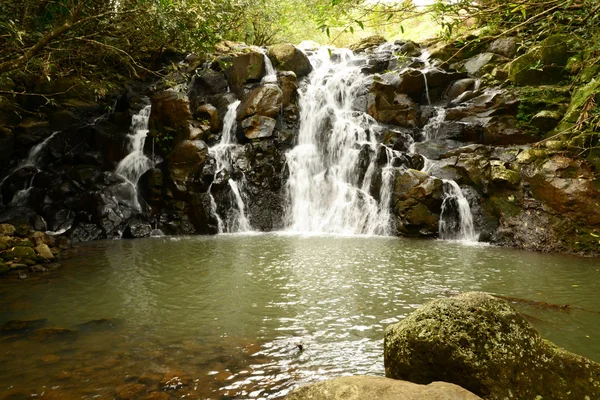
(267, 44, 312, 78)
(508, 34, 580, 86)
(559, 78, 600, 129)
(230, 51, 266, 88)
(384, 292, 600, 400)
(0, 224, 15, 236)
(285, 376, 482, 400)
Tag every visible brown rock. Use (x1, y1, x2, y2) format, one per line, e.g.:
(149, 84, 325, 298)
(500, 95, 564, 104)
(35, 244, 54, 260)
(267, 44, 312, 77)
(237, 84, 283, 120)
(285, 376, 482, 400)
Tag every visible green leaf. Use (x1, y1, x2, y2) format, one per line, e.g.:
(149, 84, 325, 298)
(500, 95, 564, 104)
(326, 26, 330, 37)
(400, 25, 404, 34)
(357, 20, 364, 30)
(349, 26, 354, 34)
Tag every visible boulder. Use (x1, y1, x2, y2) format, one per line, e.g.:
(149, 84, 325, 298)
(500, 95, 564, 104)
(122, 219, 153, 238)
(488, 37, 519, 58)
(508, 34, 580, 86)
(278, 71, 298, 107)
(237, 84, 283, 120)
(286, 376, 482, 400)
(34, 244, 54, 260)
(229, 51, 266, 88)
(241, 115, 276, 139)
(367, 81, 419, 127)
(166, 140, 209, 193)
(462, 52, 508, 76)
(0, 224, 15, 236)
(188, 69, 228, 109)
(267, 44, 312, 77)
(149, 91, 192, 142)
(384, 292, 600, 400)
(396, 68, 425, 98)
(391, 169, 444, 236)
(446, 79, 477, 101)
(530, 110, 563, 132)
(348, 35, 387, 52)
(196, 104, 220, 132)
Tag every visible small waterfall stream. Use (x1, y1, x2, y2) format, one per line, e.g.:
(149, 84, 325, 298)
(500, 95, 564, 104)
(115, 105, 153, 210)
(209, 100, 252, 233)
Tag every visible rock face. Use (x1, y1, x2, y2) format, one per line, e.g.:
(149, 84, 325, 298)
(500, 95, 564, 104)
(384, 292, 600, 400)
(286, 376, 482, 400)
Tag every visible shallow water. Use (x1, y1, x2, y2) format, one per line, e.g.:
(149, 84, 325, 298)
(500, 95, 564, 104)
(1, 234, 599, 399)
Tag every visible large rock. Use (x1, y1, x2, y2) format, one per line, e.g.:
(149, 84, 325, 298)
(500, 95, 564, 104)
(166, 140, 209, 193)
(286, 376, 482, 400)
(149, 91, 192, 144)
(188, 69, 229, 110)
(367, 81, 419, 127)
(267, 44, 312, 77)
(237, 84, 283, 120)
(241, 115, 276, 139)
(508, 34, 579, 86)
(391, 168, 444, 236)
(230, 51, 265, 88)
(462, 53, 508, 76)
(348, 35, 387, 52)
(488, 37, 518, 58)
(384, 292, 600, 400)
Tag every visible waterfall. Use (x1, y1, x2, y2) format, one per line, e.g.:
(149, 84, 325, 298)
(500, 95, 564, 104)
(423, 107, 446, 141)
(439, 180, 478, 241)
(262, 54, 278, 84)
(209, 100, 252, 233)
(116, 105, 153, 184)
(0, 130, 60, 205)
(285, 47, 392, 235)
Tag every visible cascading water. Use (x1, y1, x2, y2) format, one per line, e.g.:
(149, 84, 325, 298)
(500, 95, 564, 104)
(285, 47, 393, 235)
(262, 54, 278, 84)
(209, 100, 252, 233)
(0, 130, 60, 205)
(114, 105, 153, 211)
(116, 105, 153, 185)
(439, 180, 478, 241)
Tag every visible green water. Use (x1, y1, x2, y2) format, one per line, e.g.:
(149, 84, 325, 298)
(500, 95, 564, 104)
(0, 233, 599, 399)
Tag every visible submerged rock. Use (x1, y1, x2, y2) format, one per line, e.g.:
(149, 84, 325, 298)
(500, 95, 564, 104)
(384, 292, 600, 400)
(285, 376, 482, 400)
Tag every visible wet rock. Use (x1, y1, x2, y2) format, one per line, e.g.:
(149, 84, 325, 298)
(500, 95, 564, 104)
(267, 44, 312, 77)
(241, 115, 276, 139)
(481, 116, 538, 145)
(123, 219, 153, 239)
(76, 318, 119, 333)
(278, 71, 298, 108)
(488, 37, 519, 58)
(391, 169, 444, 236)
(188, 193, 220, 234)
(30, 327, 78, 342)
(49, 110, 80, 131)
(462, 52, 508, 76)
(396, 69, 425, 98)
(166, 140, 209, 193)
(34, 244, 54, 260)
(382, 128, 414, 153)
(237, 84, 283, 120)
(349, 35, 387, 52)
(39, 354, 61, 364)
(229, 51, 266, 88)
(196, 104, 219, 132)
(490, 161, 521, 189)
(384, 292, 600, 400)
(188, 69, 229, 109)
(115, 382, 147, 399)
(286, 376, 481, 400)
(446, 79, 477, 101)
(69, 223, 104, 243)
(149, 90, 192, 141)
(367, 81, 419, 127)
(1, 319, 47, 335)
(0, 223, 15, 236)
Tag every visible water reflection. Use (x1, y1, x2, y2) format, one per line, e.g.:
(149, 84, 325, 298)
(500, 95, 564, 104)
(0, 233, 599, 398)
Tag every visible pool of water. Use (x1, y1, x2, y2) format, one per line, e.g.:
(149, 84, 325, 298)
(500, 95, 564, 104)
(1, 233, 599, 399)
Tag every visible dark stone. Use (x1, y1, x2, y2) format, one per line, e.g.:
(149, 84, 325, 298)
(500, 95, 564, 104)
(123, 219, 153, 238)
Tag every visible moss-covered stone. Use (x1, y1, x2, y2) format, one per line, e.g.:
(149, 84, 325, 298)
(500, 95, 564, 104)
(384, 292, 600, 400)
(508, 34, 580, 86)
(490, 161, 521, 188)
(0, 224, 15, 236)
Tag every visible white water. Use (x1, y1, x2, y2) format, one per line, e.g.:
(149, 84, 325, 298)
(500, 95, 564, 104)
(116, 105, 153, 184)
(0, 130, 60, 205)
(439, 180, 478, 241)
(209, 100, 252, 233)
(262, 54, 277, 84)
(285, 48, 393, 235)
(423, 107, 446, 141)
